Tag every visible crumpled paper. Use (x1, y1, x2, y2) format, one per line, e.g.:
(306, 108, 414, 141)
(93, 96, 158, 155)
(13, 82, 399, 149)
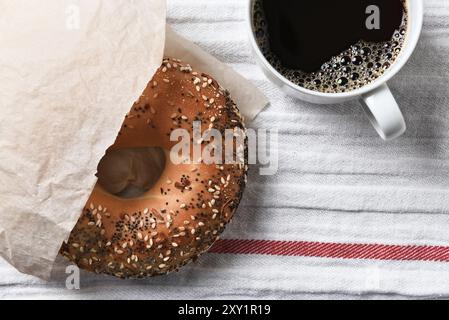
(0, 0, 268, 280)
(0, 0, 166, 279)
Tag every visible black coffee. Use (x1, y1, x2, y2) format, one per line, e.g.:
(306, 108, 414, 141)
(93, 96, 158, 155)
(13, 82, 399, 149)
(253, 0, 408, 93)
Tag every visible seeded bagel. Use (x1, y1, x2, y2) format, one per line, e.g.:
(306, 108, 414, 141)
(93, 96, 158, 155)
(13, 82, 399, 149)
(60, 58, 248, 278)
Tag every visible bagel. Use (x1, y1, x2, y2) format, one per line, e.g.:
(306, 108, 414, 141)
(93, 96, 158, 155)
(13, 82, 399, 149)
(60, 58, 248, 278)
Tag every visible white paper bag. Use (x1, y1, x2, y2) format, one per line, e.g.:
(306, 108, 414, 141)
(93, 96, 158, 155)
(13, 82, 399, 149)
(0, 0, 166, 279)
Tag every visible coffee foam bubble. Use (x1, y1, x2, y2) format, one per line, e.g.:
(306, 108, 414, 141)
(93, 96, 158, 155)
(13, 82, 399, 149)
(253, 0, 408, 93)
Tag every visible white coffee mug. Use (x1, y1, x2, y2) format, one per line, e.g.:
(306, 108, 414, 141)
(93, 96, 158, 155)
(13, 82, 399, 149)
(247, 0, 424, 140)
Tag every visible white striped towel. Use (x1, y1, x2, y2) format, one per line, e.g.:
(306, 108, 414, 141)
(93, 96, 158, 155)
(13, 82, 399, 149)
(1, 0, 449, 299)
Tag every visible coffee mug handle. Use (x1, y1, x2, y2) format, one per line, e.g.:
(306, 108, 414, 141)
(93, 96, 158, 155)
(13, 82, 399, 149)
(360, 84, 406, 140)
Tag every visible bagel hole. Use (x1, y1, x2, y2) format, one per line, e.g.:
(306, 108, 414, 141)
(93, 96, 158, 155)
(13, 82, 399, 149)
(96, 147, 166, 198)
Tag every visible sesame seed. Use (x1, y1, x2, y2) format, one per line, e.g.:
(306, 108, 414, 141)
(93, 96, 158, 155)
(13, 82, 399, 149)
(159, 264, 166, 268)
(163, 78, 170, 83)
(180, 203, 187, 209)
(143, 208, 149, 214)
(180, 66, 192, 72)
(172, 242, 179, 247)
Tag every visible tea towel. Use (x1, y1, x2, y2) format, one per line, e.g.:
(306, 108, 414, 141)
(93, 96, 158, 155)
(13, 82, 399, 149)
(1, 0, 449, 299)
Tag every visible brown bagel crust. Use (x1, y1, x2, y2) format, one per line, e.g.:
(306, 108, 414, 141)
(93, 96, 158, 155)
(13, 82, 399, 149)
(60, 58, 248, 278)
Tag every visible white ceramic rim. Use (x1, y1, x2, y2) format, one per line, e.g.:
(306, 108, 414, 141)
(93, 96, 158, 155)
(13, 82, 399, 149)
(247, 0, 424, 99)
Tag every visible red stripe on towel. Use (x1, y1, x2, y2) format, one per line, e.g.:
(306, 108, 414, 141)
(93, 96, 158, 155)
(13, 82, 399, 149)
(209, 239, 449, 262)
